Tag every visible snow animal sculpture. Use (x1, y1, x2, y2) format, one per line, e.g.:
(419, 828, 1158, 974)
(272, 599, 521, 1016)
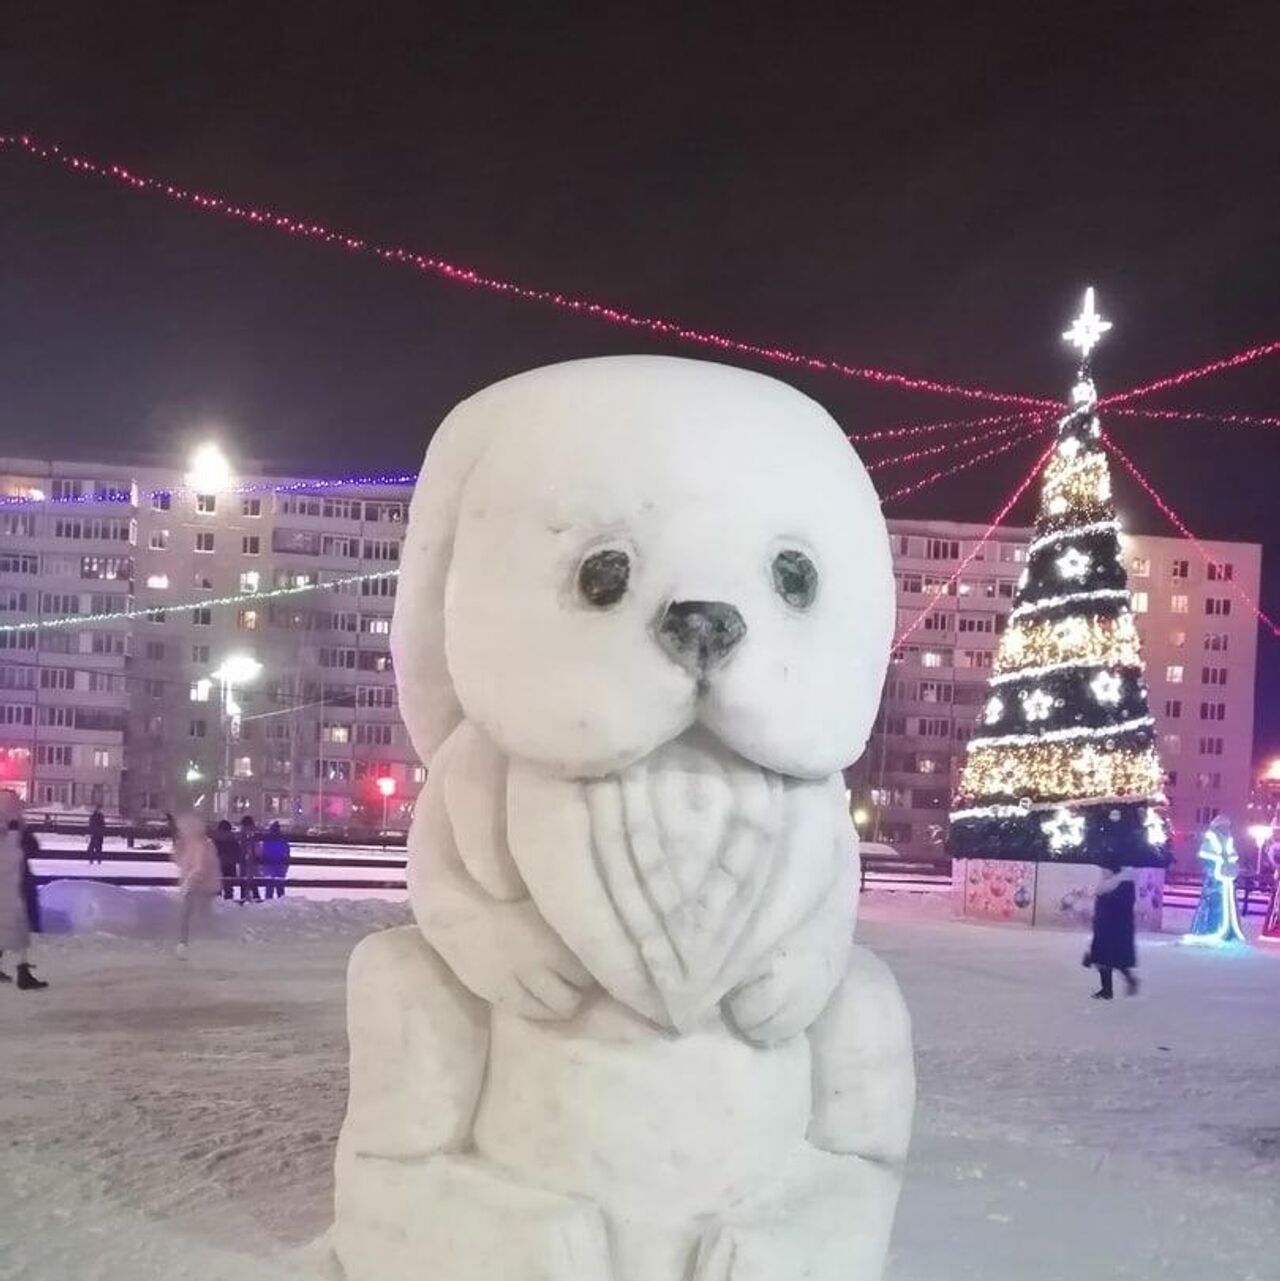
(332, 356, 915, 1281)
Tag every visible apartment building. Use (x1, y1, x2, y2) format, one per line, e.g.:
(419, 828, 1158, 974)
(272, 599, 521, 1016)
(0, 451, 417, 831)
(0, 456, 1262, 848)
(853, 519, 1262, 868)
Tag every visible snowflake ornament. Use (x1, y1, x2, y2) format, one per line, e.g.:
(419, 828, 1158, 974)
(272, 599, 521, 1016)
(1056, 547, 1092, 580)
(1022, 687, 1054, 722)
(1042, 807, 1086, 852)
(1090, 670, 1123, 705)
(983, 696, 1004, 726)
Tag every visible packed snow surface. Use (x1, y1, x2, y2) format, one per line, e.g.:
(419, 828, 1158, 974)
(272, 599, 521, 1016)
(0, 892, 1276, 1280)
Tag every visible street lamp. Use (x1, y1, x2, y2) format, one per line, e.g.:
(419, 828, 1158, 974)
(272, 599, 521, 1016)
(375, 774, 397, 843)
(186, 441, 234, 493)
(213, 654, 262, 817)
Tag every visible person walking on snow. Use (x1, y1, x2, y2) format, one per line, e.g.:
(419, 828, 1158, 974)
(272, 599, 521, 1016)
(1084, 851, 1138, 999)
(172, 813, 222, 955)
(258, 821, 291, 899)
(0, 789, 48, 990)
(86, 805, 106, 864)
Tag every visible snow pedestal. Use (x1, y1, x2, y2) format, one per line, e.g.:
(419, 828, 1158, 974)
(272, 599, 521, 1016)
(951, 858, 1166, 930)
(329, 357, 916, 1281)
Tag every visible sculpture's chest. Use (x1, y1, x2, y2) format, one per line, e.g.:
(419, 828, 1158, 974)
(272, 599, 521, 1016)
(507, 730, 842, 1030)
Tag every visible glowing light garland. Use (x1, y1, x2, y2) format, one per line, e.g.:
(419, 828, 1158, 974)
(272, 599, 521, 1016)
(1007, 587, 1130, 621)
(1027, 519, 1118, 554)
(1102, 338, 1280, 407)
(892, 440, 1055, 647)
(880, 423, 1050, 505)
(0, 570, 399, 632)
(1102, 435, 1280, 638)
(848, 412, 1034, 443)
(0, 132, 1058, 410)
(966, 713, 1155, 750)
(1112, 406, 1280, 430)
(951, 793, 1168, 822)
(958, 739, 1164, 802)
(992, 607, 1144, 678)
(0, 472, 418, 509)
(865, 415, 1043, 473)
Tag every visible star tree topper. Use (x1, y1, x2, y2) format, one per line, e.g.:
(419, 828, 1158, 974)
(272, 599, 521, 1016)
(1063, 286, 1113, 360)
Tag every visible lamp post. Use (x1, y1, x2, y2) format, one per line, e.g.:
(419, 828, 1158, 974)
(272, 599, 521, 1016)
(375, 774, 397, 847)
(212, 654, 262, 818)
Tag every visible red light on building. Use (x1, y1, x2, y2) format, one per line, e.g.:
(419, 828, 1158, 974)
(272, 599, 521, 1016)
(375, 775, 397, 799)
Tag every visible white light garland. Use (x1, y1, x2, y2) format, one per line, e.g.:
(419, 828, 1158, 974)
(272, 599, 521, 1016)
(1009, 588, 1130, 620)
(989, 655, 1145, 686)
(966, 713, 1156, 751)
(1028, 520, 1119, 554)
(0, 569, 401, 632)
(1089, 669, 1123, 704)
(1055, 547, 1093, 580)
(951, 791, 1169, 822)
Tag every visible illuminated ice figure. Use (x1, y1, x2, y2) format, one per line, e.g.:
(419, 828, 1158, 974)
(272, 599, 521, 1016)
(1185, 817, 1246, 945)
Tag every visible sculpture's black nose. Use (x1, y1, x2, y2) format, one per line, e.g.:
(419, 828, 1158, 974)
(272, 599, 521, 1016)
(657, 600, 747, 676)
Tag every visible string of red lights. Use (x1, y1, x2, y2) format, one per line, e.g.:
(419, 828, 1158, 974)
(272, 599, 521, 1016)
(891, 441, 1055, 648)
(848, 411, 1031, 443)
(1102, 434, 1280, 638)
(0, 132, 1059, 411)
(1101, 338, 1280, 407)
(1110, 406, 1280, 429)
(879, 423, 1050, 506)
(865, 414, 1047, 473)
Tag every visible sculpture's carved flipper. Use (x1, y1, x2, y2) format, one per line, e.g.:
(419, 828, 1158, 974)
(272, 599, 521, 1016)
(807, 944, 915, 1168)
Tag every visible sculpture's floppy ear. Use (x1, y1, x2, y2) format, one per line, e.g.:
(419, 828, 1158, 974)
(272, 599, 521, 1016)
(392, 394, 503, 765)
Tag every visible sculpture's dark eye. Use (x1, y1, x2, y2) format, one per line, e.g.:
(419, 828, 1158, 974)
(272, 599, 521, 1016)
(771, 549, 818, 609)
(577, 549, 631, 607)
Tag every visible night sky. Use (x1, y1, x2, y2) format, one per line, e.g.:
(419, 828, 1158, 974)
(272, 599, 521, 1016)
(2, 2, 1278, 750)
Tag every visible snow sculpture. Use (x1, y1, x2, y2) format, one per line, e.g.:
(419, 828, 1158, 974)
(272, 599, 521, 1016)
(332, 356, 915, 1281)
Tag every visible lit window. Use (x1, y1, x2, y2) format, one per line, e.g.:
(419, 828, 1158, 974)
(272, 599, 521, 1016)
(921, 650, 943, 668)
(1130, 591, 1149, 613)
(1170, 594, 1188, 614)
(92, 748, 111, 769)
(233, 756, 253, 779)
(1165, 665, 1183, 684)
(146, 574, 169, 590)
(190, 679, 211, 703)
(239, 571, 260, 593)
(237, 609, 258, 631)
(1129, 557, 1150, 578)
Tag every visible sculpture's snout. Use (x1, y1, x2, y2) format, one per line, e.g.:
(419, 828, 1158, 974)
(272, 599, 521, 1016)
(656, 600, 747, 677)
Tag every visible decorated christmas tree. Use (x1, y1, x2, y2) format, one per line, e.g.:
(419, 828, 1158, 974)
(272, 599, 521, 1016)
(948, 290, 1170, 867)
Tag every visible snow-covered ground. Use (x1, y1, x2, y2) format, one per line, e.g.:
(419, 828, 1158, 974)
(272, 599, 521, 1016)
(0, 891, 1276, 1280)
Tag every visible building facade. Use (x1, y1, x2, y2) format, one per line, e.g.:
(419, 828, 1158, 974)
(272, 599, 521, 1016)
(0, 453, 417, 832)
(0, 460, 1263, 850)
(854, 519, 1262, 869)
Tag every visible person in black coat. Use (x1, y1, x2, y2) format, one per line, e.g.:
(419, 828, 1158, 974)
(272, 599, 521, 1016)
(212, 819, 241, 901)
(86, 806, 106, 864)
(1084, 852, 1138, 1000)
